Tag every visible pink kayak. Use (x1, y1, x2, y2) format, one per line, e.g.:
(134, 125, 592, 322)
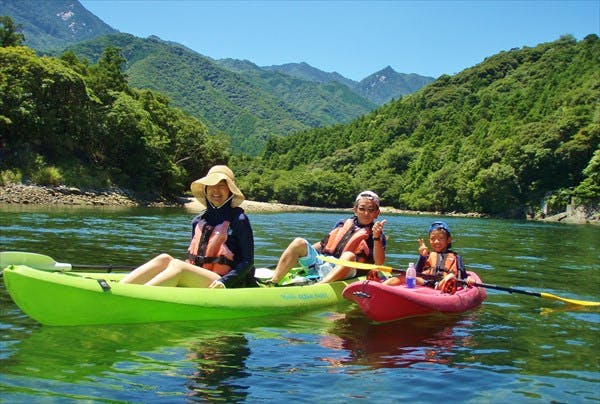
(342, 271, 486, 323)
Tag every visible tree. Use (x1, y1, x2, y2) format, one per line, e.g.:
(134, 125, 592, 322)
(0, 16, 25, 47)
(87, 46, 129, 103)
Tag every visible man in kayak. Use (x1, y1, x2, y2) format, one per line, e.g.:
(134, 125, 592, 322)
(266, 191, 387, 284)
(120, 165, 256, 288)
(384, 221, 474, 292)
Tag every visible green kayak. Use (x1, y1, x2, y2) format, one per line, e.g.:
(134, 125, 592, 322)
(3, 265, 361, 326)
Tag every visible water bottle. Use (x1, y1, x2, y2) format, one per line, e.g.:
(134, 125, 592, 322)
(406, 262, 416, 288)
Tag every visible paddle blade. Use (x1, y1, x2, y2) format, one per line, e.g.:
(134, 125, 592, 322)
(0, 251, 71, 271)
(540, 292, 600, 307)
(317, 255, 394, 272)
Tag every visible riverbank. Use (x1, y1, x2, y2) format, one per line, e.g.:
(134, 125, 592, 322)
(0, 184, 476, 216)
(0, 184, 596, 224)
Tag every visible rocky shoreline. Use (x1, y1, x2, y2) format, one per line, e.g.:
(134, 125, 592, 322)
(0, 184, 596, 223)
(0, 184, 340, 212)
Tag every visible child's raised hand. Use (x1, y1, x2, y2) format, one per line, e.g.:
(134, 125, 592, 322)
(418, 238, 429, 256)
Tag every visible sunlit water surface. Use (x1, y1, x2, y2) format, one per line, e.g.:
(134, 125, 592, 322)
(1, 205, 598, 402)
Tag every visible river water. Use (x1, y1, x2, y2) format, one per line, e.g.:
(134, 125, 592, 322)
(0, 205, 598, 402)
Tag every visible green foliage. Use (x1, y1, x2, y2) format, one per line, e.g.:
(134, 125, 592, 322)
(0, 15, 24, 47)
(86, 46, 129, 103)
(63, 33, 380, 155)
(32, 165, 63, 186)
(0, 44, 229, 197)
(1, 169, 22, 185)
(573, 147, 600, 205)
(239, 35, 600, 217)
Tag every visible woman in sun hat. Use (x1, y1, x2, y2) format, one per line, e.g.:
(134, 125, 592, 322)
(266, 190, 387, 285)
(121, 165, 256, 288)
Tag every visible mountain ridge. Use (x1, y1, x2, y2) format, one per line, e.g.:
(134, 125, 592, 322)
(0, 0, 117, 51)
(0, 0, 436, 153)
(262, 62, 435, 104)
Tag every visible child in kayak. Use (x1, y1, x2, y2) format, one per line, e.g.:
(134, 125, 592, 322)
(267, 191, 387, 284)
(384, 221, 474, 292)
(120, 165, 255, 288)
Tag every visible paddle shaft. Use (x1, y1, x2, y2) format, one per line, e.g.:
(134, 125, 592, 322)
(470, 281, 540, 297)
(460, 280, 600, 306)
(69, 264, 135, 271)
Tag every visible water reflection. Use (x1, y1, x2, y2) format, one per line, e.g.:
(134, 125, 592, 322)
(321, 309, 474, 369)
(185, 334, 251, 402)
(1, 317, 281, 389)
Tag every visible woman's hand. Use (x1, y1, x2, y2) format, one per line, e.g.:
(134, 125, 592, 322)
(418, 238, 429, 256)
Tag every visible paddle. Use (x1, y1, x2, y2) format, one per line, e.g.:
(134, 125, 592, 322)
(459, 280, 600, 306)
(317, 255, 395, 272)
(0, 251, 135, 273)
(318, 255, 600, 307)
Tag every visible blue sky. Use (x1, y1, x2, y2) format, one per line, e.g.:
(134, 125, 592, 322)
(79, 0, 599, 81)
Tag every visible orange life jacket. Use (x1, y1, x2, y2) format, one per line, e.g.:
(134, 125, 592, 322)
(320, 218, 370, 259)
(187, 220, 234, 275)
(421, 251, 459, 277)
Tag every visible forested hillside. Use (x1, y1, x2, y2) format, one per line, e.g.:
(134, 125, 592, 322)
(261, 62, 435, 105)
(2, 0, 432, 155)
(0, 0, 116, 51)
(2, 13, 597, 219)
(215, 58, 376, 123)
(0, 40, 228, 197)
(234, 35, 600, 218)
(65, 34, 379, 155)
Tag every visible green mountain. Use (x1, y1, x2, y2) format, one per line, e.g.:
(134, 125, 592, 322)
(64, 33, 374, 155)
(236, 35, 600, 218)
(0, 0, 116, 51)
(355, 66, 436, 105)
(262, 62, 435, 105)
(262, 62, 358, 91)
(216, 58, 377, 124)
(1, 0, 432, 155)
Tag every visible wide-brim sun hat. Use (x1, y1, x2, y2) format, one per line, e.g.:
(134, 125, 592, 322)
(190, 165, 245, 208)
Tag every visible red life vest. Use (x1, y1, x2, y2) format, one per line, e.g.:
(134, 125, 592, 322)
(421, 252, 459, 277)
(320, 218, 371, 259)
(187, 220, 234, 275)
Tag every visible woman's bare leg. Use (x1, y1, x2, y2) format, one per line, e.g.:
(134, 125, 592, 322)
(120, 253, 174, 284)
(145, 259, 220, 287)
